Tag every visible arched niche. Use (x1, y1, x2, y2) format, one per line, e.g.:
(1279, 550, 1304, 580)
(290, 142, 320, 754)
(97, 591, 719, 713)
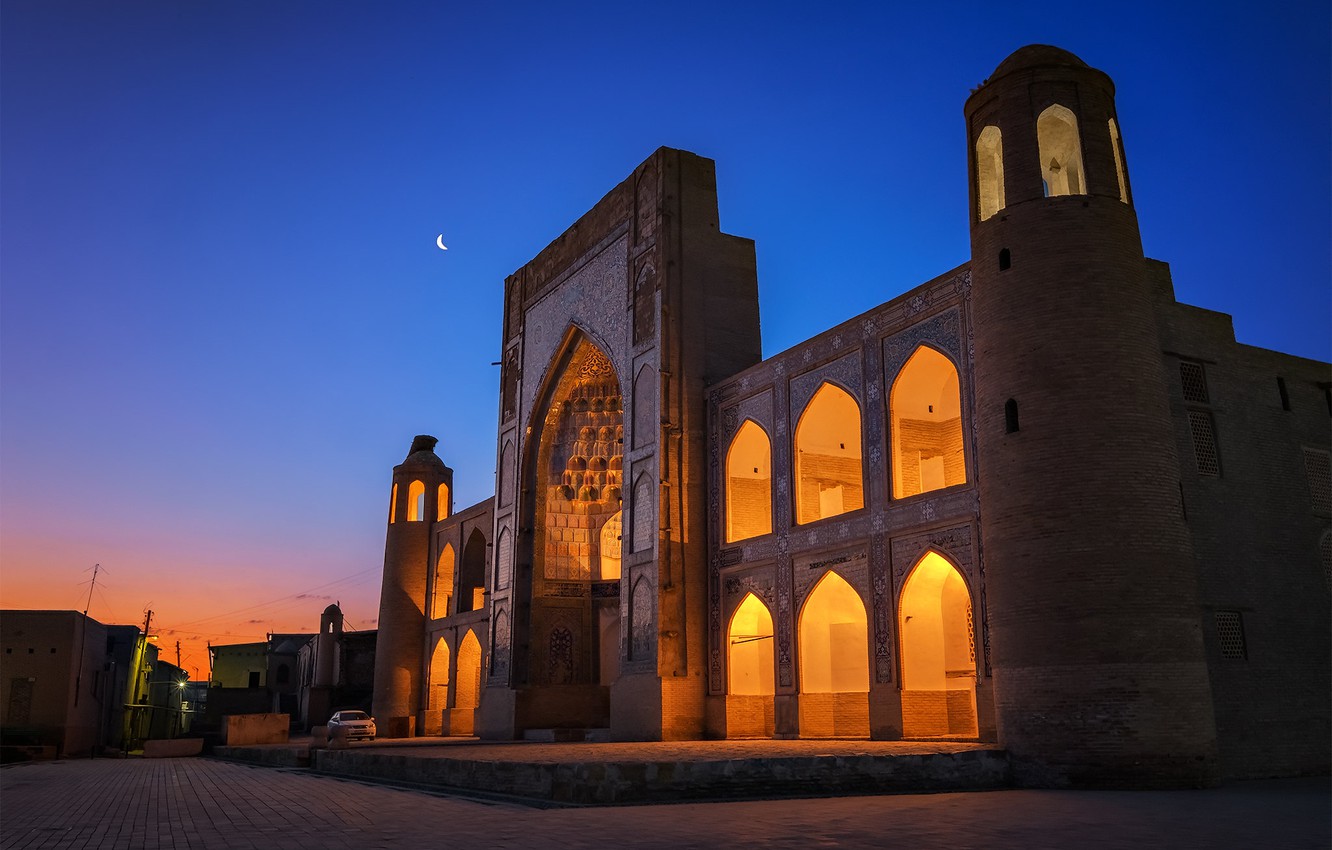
(598, 510, 623, 580)
(726, 420, 773, 542)
(452, 634, 484, 740)
(433, 543, 455, 619)
(797, 571, 869, 737)
(1037, 104, 1085, 196)
(890, 345, 967, 499)
(898, 551, 977, 737)
(407, 480, 426, 522)
(726, 592, 775, 738)
(976, 125, 1005, 221)
(458, 529, 487, 613)
(533, 339, 623, 581)
(427, 637, 450, 715)
(498, 440, 514, 507)
(794, 383, 864, 525)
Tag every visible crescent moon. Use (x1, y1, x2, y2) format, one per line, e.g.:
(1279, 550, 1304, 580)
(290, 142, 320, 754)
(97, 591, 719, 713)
(435, 234, 448, 251)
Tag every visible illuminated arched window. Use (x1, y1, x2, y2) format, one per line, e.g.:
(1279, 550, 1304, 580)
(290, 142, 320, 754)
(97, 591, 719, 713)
(1037, 104, 1085, 196)
(976, 125, 1005, 221)
(726, 421, 772, 542)
(433, 543, 455, 618)
(891, 346, 967, 499)
(1108, 118, 1128, 203)
(407, 480, 425, 522)
(794, 384, 864, 524)
(899, 551, 976, 737)
(455, 630, 482, 711)
(437, 483, 450, 520)
(598, 511, 623, 580)
(389, 483, 398, 524)
(728, 593, 774, 695)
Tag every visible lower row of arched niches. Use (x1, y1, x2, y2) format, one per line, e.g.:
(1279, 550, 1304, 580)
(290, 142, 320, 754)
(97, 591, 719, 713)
(421, 629, 484, 736)
(725, 553, 980, 740)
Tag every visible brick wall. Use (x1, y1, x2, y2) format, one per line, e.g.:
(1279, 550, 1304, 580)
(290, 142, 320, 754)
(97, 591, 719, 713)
(726, 476, 772, 541)
(894, 417, 966, 495)
(725, 695, 775, 737)
(902, 689, 977, 737)
(797, 692, 870, 737)
(795, 453, 864, 523)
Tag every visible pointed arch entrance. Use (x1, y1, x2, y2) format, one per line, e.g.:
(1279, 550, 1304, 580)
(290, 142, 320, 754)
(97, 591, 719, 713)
(899, 551, 977, 737)
(448, 630, 482, 736)
(425, 637, 450, 735)
(797, 571, 869, 737)
(727, 593, 775, 737)
(511, 331, 623, 730)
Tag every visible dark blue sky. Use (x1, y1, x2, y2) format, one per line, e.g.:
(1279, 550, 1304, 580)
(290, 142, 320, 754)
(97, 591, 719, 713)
(2, 0, 1327, 662)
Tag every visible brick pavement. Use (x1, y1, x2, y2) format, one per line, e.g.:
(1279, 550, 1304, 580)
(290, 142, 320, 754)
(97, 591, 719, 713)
(2, 758, 1328, 850)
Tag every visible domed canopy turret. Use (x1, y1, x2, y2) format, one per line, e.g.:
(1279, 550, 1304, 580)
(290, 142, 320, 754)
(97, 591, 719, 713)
(398, 434, 448, 472)
(991, 44, 1088, 79)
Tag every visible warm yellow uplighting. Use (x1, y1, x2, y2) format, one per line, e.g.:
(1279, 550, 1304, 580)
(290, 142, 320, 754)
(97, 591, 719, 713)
(1037, 103, 1085, 196)
(389, 483, 398, 524)
(407, 479, 425, 522)
(728, 593, 774, 695)
(599, 510, 623, 580)
(794, 383, 864, 525)
(437, 482, 451, 520)
(428, 637, 450, 713)
(536, 340, 624, 581)
(798, 570, 869, 737)
(798, 571, 869, 694)
(891, 346, 966, 499)
(899, 551, 977, 737)
(976, 125, 1005, 220)
(455, 630, 482, 711)
(726, 421, 773, 542)
(433, 544, 455, 618)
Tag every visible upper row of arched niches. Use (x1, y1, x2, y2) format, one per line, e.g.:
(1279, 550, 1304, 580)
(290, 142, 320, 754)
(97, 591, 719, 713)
(724, 346, 966, 543)
(975, 105, 1130, 221)
(388, 481, 452, 524)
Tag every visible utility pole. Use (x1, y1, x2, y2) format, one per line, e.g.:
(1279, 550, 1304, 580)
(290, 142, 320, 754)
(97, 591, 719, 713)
(74, 563, 101, 709)
(175, 640, 181, 669)
(83, 563, 100, 616)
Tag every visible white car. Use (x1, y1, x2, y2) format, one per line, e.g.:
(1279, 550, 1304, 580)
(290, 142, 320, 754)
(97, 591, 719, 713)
(327, 710, 376, 741)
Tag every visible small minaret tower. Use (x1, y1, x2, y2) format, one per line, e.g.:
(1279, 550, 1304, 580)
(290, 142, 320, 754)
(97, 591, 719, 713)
(966, 46, 1218, 785)
(314, 603, 343, 689)
(371, 435, 452, 736)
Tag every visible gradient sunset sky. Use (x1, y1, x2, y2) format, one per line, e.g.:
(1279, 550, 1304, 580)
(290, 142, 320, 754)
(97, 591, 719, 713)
(2, 1, 1328, 680)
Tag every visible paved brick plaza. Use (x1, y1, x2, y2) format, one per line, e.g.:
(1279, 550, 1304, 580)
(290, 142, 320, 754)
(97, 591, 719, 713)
(2, 757, 1327, 849)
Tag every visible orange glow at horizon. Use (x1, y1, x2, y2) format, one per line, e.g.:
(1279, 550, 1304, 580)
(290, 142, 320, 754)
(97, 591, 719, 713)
(0, 535, 384, 684)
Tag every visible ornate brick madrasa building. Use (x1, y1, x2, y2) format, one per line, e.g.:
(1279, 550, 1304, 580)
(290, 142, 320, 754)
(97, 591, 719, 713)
(371, 45, 1331, 785)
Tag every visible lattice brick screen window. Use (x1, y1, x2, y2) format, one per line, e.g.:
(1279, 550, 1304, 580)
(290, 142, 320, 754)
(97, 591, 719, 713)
(1187, 411, 1220, 476)
(1215, 611, 1246, 660)
(1179, 361, 1209, 404)
(1303, 449, 1331, 515)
